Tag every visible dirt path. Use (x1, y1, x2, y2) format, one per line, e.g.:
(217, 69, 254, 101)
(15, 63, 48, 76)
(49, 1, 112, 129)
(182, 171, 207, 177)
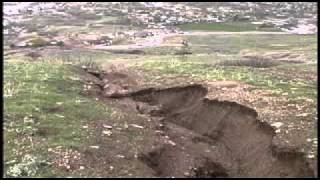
(90, 31, 291, 51)
(91, 33, 178, 51)
(184, 31, 291, 35)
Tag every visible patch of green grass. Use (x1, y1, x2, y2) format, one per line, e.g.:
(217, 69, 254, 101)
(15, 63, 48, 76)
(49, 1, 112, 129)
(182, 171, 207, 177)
(95, 16, 121, 25)
(42, 49, 115, 63)
(177, 22, 281, 32)
(185, 34, 317, 58)
(144, 46, 180, 55)
(60, 24, 138, 35)
(139, 59, 317, 100)
(4, 61, 113, 177)
(275, 63, 317, 73)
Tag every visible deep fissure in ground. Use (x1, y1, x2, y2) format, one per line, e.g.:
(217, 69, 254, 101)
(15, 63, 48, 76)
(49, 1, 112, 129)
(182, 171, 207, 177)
(85, 68, 314, 178)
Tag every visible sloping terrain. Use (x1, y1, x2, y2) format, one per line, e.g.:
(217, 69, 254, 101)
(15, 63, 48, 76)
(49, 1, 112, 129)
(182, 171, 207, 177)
(83, 68, 315, 178)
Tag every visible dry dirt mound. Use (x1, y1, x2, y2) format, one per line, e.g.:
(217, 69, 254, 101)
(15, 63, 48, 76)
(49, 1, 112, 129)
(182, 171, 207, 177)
(85, 68, 315, 178)
(84, 65, 143, 98)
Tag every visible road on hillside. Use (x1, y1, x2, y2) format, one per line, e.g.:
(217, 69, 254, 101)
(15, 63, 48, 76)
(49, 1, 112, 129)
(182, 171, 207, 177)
(91, 31, 291, 51)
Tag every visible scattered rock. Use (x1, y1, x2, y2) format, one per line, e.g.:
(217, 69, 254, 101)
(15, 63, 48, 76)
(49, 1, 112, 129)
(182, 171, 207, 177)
(307, 154, 315, 159)
(167, 140, 176, 146)
(102, 130, 112, 136)
(116, 154, 125, 158)
(55, 114, 65, 118)
(305, 99, 314, 103)
(89, 146, 99, 149)
(271, 122, 284, 128)
(155, 130, 164, 135)
(124, 122, 129, 129)
(103, 124, 113, 129)
(130, 124, 144, 129)
(296, 113, 310, 117)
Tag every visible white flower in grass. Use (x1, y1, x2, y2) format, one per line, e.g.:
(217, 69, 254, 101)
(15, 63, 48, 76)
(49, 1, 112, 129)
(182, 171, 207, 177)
(23, 116, 34, 124)
(56, 102, 63, 105)
(55, 114, 65, 118)
(69, 76, 80, 81)
(7, 164, 22, 177)
(75, 98, 86, 103)
(6, 154, 39, 177)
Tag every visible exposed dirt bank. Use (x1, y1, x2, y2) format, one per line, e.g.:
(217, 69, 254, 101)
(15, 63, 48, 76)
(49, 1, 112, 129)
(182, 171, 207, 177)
(84, 68, 315, 178)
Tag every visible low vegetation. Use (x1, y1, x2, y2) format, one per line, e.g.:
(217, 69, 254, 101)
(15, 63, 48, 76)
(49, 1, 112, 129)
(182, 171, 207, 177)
(217, 58, 281, 68)
(4, 60, 113, 177)
(177, 22, 281, 32)
(139, 58, 317, 100)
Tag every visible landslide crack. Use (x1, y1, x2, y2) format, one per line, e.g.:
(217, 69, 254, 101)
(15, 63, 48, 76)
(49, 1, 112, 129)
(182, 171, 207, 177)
(85, 69, 315, 178)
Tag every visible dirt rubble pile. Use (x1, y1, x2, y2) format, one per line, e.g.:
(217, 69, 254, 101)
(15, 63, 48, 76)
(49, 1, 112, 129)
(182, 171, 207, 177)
(85, 68, 315, 178)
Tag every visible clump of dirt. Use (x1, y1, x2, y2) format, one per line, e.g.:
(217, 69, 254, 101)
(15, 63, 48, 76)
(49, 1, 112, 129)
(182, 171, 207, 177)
(84, 68, 315, 178)
(139, 145, 229, 178)
(85, 65, 142, 98)
(191, 158, 229, 178)
(26, 51, 42, 60)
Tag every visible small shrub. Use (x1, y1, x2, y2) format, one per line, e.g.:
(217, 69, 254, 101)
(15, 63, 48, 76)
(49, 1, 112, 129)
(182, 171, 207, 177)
(77, 59, 102, 72)
(26, 52, 41, 59)
(27, 37, 49, 47)
(9, 43, 15, 48)
(111, 37, 130, 45)
(108, 49, 145, 54)
(175, 42, 192, 55)
(56, 41, 64, 47)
